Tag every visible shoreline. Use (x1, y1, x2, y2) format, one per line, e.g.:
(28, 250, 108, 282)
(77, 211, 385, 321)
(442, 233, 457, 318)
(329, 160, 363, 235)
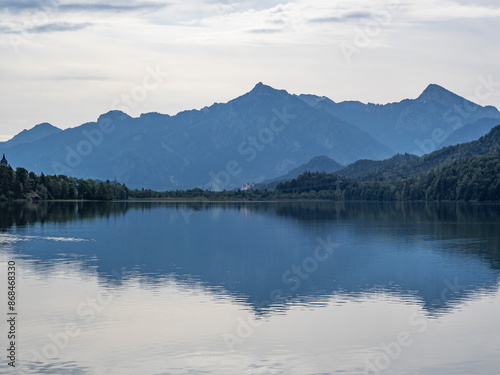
(4, 198, 500, 205)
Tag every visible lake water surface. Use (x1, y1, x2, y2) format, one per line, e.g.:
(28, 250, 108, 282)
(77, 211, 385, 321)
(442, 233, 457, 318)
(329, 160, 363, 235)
(1, 201, 500, 375)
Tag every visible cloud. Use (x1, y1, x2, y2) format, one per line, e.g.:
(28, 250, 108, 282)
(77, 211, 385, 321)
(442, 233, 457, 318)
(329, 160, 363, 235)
(0, 24, 13, 33)
(0, 0, 169, 13)
(247, 28, 282, 34)
(59, 2, 168, 12)
(406, 2, 500, 21)
(0, 21, 92, 34)
(43, 74, 108, 81)
(27, 22, 93, 33)
(309, 10, 373, 23)
(0, 1, 168, 36)
(0, 0, 41, 12)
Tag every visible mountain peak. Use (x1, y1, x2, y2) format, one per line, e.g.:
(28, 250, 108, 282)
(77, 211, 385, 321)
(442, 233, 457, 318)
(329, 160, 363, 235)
(417, 84, 455, 102)
(3, 122, 62, 147)
(231, 82, 288, 104)
(250, 82, 276, 94)
(33, 122, 59, 130)
(19, 122, 60, 134)
(97, 110, 131, 124)
(249, 82, 292, 97)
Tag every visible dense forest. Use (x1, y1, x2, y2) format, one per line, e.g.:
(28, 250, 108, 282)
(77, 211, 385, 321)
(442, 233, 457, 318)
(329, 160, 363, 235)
(275, 149, 500, 201)
(339, 125, 500, 181)
(0, 165, 129, 201)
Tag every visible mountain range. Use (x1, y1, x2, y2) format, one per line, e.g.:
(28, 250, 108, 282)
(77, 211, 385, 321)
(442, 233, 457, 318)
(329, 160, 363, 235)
(1, 82, 499, 190)
(298, 84, 500, 154)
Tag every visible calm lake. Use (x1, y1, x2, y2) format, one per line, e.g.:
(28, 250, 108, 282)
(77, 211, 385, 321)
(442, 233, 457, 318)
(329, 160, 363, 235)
(1, 201, 500, 375)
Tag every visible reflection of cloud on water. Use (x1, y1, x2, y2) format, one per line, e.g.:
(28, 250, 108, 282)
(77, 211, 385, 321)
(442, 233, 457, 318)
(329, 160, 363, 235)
(43, 236, 93, 242)
(0, 233, 93, 244)
(8, 264, 500, 375)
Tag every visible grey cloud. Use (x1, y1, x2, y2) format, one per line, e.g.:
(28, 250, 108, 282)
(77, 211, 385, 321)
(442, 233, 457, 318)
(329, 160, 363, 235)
(0, 21, 92, 34)
(0, 0, 168, 13)
(204, 0, 240, 4)
(59, 2, 168, 12)
(27, 22, 93, 33)
(0, 24, 14, 33)
(0, 0, 42, 11)
(269, 18, 285, 25)
(0, 0, 61, 12)
(310, 10, 373, 23)
(44, 74, 108, 81)
(247, 28, 282, 34)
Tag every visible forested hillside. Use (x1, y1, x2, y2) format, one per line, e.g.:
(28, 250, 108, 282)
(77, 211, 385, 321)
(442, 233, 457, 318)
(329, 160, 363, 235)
(337, 124, 500, 181)
(0, 165, 129, 201)
(276, 149, 500, 201)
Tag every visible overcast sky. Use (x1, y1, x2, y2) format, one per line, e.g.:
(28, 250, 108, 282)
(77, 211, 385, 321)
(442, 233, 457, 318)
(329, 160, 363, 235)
(1, 0, 500, 140)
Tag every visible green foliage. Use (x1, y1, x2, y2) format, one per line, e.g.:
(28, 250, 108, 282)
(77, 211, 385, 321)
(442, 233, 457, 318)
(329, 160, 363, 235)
(338, 153, 419, 181)
(0, 165, 129, 201)
(274, 150, 500, 202)
(338, 125, 500, 182)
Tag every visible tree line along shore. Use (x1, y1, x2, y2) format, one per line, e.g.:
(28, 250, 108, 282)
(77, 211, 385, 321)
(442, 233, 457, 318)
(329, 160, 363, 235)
(1, 148, 500, 203)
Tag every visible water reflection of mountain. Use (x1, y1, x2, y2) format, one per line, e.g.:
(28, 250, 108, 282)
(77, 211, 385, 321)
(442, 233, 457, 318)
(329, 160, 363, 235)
(2, 201, 500, 315)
